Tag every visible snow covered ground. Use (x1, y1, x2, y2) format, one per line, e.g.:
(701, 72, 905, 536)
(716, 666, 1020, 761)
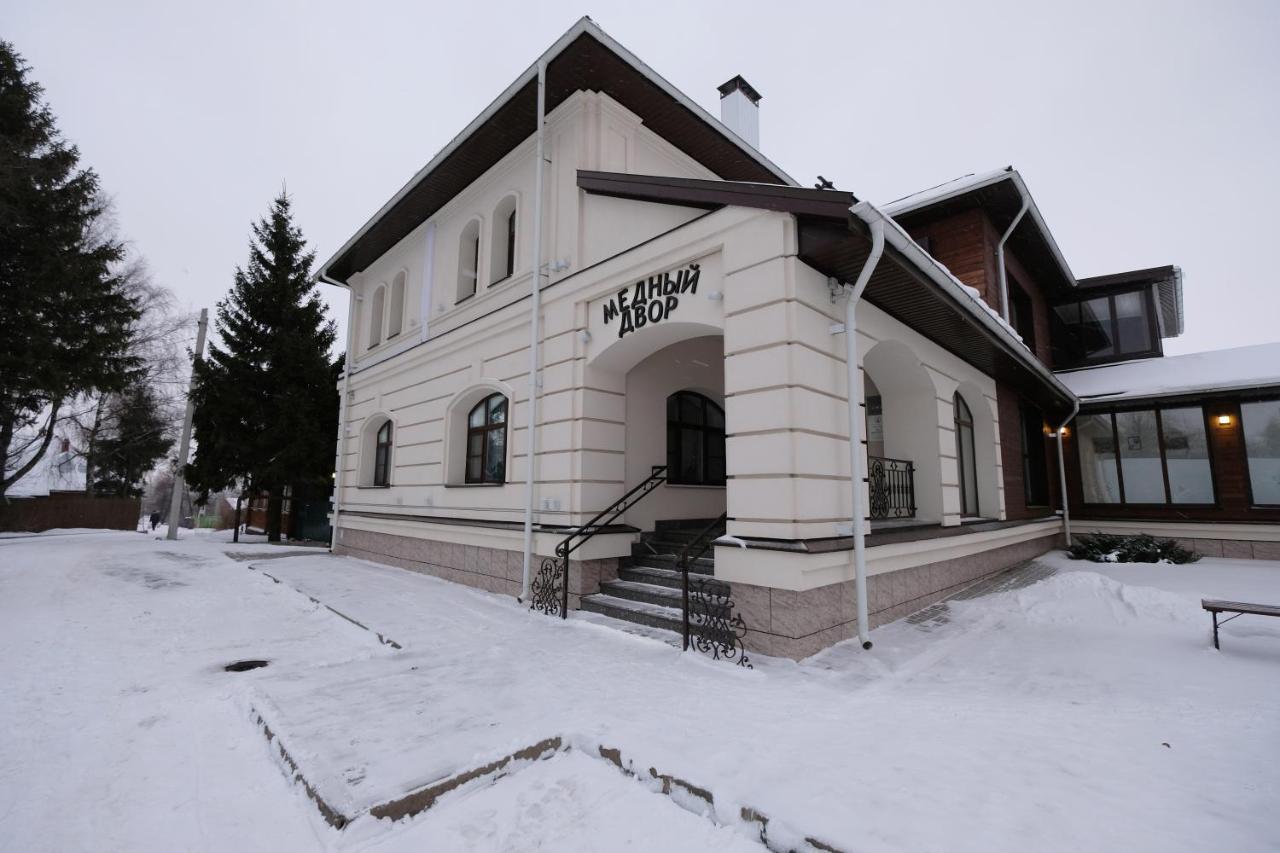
(1, 531, 1277, 851)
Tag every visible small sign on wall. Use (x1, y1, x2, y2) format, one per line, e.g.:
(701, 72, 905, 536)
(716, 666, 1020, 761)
(600, 263, 702, 339)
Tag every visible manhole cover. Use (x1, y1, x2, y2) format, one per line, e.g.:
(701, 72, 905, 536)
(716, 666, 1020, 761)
(224, 659, 269, 672)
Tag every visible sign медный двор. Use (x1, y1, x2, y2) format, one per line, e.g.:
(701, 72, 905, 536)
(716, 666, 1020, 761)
(601, 263, 700, 339)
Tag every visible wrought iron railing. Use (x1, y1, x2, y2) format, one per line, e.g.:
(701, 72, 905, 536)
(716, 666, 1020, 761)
(867, 455, 916, 520)
(676, 513, 750, 667)
(530, 465, 667, 619)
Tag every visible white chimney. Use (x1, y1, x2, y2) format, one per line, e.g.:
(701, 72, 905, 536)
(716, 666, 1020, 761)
(718, 75, 761, 149)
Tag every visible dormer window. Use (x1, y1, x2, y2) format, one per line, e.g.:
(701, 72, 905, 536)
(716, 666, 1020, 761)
(1050, 287, 1160, 367)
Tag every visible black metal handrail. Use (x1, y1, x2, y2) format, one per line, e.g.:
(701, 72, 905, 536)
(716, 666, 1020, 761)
(867, 455, 916, 520)
(531, 465, 668, 618)
(677, 512, 728, 650)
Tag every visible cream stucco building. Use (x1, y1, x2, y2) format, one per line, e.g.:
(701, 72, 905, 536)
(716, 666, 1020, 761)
(319, 19, 1082, 659)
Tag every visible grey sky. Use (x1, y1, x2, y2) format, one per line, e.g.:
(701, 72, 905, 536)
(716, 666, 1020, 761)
(9, 0, 1280, 357)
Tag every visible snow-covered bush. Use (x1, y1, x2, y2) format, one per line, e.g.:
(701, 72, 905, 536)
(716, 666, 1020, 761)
(1067, 532, 1200, 564)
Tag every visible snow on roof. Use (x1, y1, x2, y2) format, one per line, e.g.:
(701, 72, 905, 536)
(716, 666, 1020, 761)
(881, 167, 1013, 216)
(1055, 342, 1280, 403)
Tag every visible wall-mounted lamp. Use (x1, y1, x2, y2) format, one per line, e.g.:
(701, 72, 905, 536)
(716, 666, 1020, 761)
(578, 329, 592, 344)
(706, 290, 724, 301)
(1217, 414, 1233, 426)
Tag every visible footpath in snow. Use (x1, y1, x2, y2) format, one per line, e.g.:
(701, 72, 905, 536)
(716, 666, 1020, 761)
(1, 530, 1277, 852)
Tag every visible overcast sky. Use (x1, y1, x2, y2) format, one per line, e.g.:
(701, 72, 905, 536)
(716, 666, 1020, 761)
(9, 0, 1280, 357)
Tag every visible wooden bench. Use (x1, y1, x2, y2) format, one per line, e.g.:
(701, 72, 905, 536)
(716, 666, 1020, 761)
(1202, 599, 1280, 649)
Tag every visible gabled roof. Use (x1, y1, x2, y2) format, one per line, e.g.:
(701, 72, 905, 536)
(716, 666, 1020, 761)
(319, 17, 795, 282)
(1076, 265, 1184, 338)
(578, 170, 1077, 417)
(883, 167, 1077, 294)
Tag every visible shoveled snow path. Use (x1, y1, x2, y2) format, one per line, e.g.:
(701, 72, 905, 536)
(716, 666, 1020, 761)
(255, 553, 1280, 852)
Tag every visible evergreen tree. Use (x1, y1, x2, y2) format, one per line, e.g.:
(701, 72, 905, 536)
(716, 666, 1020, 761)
(188, 192, 339, 541)
(0, 41, 140, 498)
(92, 381, 174, 497)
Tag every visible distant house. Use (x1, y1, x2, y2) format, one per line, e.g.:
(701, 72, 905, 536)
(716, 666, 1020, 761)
(3, 433, 138, 533)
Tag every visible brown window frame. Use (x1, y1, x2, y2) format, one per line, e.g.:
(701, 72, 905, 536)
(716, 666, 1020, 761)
(465, 394, 508, 485)
(373, 420, 392, 487)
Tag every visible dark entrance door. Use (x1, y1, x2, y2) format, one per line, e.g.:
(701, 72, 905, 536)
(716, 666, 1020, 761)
(666, 391, 726, 486)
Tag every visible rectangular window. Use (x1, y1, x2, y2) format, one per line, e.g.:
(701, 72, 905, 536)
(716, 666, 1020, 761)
(1115, 410, 1164, 502)
(1021, 405, 1050, 506)
(1161, 407, 1213, 503)
(1075, 407, 1214, 505)
(1076, 413, 1120, 503)
(1050, 288, 1159, 367)
(1009, 281, 1036, 352)
(1241, 399, 1280, 505)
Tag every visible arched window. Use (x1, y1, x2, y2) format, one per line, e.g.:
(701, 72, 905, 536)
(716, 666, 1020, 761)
(666, 391, 725, 486)
(373, 420, 392, 487)
(387, 271, 405, 339)
(458, 220, 480, 302)
(368, 285, 385, 349)
(466, 393, 507, 484)
(490, 196, 517, 284)
(954, 392, 978, 516)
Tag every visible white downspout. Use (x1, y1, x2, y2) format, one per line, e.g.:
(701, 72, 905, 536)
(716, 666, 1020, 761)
(996, 191, 1030, 323)
(320, 273, 355, 551)
(519, 59, 548, 602)
(1054, 399, 1079, 548)
(838, 213, 885, 650)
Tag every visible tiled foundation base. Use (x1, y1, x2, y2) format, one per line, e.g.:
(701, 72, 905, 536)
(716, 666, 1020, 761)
(1173, 537, 1280, 561)
(732, 532, 1063, 660)
(333, 527, 617, 606)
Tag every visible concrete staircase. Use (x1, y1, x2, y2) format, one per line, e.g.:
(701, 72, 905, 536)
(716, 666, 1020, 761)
(579, 519, 728, 637)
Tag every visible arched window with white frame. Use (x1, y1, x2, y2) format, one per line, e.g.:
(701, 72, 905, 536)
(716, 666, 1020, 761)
(387, 271, 405, 339)
(490, 195, 517, 285)
(457, 219, 480, 302)
(368, 285, 385, 349)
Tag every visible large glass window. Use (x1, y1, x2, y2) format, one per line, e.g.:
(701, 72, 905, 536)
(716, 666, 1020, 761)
(1242, 399, 1280, 505)
(1115, 410, 1164, 503)
(1075, 407, 1214, 505)
(666, 391, 726, 486)
(1076, 413, 1120, 503)
(466, 394, 507, 484)
(1051, 288, 1158, 367)
(1161, 407, 1213, 504)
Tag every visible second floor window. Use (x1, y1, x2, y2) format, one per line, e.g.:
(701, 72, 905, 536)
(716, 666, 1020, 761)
(1008, 280, 1036, 352)
(1051, 289, 1158, 367)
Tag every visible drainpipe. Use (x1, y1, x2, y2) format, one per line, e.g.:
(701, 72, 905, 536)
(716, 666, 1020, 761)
(836, 211, 885, 650)
(319, 272, 355, 551)
(1054, 399, 1079, 548)
(519, 59, 548, 602)
(996, 190, 1030, 323)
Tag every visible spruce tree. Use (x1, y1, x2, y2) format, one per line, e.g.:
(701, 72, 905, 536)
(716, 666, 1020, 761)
(92, 381, 174, 497)
(0, 41, 140, 498)
(188, 192, 339, 541)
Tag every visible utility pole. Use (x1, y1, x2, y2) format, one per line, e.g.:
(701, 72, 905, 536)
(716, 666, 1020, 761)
(167, 308, 208, 540)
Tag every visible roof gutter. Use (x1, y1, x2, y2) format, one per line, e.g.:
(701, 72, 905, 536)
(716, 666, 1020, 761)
(996, 189, 1030, 323)
(318, 272, 354, 550)
(848, 202, 1079, 412)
